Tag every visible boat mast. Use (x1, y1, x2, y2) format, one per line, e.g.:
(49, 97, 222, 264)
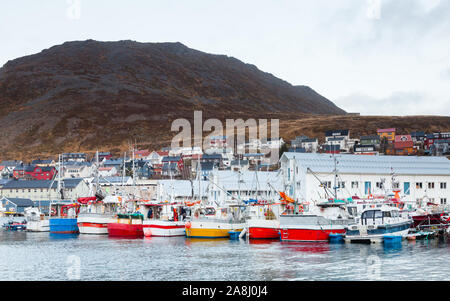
(95, 150, 99, 195)
(332, 151, 338, 201)
(122, 152, 126, 188)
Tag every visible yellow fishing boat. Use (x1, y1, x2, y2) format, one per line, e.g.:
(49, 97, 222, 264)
(185, 205, 245, 238)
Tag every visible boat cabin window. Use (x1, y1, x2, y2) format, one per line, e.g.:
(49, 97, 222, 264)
(390, 210, 399, 218)
(347, 207, 357, 216)
(361, 210, 383, 225)
(383, 211, 391, 218)
(205, 207, 216, 215)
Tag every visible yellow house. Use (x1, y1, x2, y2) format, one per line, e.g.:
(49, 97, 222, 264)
(377, 128, 396, 142)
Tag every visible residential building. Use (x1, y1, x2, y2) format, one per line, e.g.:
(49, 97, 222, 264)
(377, 128, 396, 143)
(394, 135, 415, 155)
(0, 197, 34, 214)
(62, 153, 87, 162)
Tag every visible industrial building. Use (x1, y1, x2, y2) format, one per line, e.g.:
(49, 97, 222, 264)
(280, 152, 450, 208)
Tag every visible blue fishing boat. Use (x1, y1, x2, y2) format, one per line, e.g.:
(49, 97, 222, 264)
(49, 202, 80, 234)
(344, 206, 412, 243)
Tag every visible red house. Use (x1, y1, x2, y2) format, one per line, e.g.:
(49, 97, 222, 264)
(13, 165, 57, 180)
(394, 135, 415, 155)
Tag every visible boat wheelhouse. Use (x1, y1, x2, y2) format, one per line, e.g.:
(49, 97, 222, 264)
(185, 204, 246, 239)
(107, 213, 144, 238)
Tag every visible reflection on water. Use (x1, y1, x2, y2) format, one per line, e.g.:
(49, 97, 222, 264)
(1, 230, 450, 281)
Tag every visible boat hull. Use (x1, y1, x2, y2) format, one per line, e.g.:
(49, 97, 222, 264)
(412, 213, 449, 228)
(186, 220, 245, 238)
(143, 220, 185, 237)
(49, 218, 79, 234)
(279, 215, 348, 242)
(247, 220, 280, 239)
(77, 215, 114, 235)
(107, 223, 143, 238)
(344, 221, 412, 243)
(280, 226, 346, 242)
(26, 219, 49, 232)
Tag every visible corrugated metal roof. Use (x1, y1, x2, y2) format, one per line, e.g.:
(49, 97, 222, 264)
(281, 152, 450, 176)
(2, 178, 84, 189)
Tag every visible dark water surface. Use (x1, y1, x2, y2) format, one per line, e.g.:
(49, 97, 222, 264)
(1, 229, 449, 281)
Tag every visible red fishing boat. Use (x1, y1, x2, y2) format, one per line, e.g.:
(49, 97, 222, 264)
(107, 213, 144, 238)
(279, 201, 350, 242)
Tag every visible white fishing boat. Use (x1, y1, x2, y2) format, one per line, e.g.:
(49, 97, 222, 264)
(77, 195, 121, 235)
(140, 201, 186, 237)
(344, 206, 413, 243)
(24, 207, 49, 232)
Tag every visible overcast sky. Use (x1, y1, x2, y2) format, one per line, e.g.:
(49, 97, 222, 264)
(1, 0, 449, 116)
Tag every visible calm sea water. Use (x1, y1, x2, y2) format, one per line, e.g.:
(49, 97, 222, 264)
(1, 222, 450, 281)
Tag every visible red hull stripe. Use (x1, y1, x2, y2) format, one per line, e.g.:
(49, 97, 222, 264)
(78, 222, 108, 228)
(143, 225, 185, 229)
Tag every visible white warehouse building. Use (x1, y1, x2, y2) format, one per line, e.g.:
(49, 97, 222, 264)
(280, 153, 450, 208)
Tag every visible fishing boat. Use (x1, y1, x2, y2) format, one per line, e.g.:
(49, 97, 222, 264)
(410, 202, 450, 230)
(107, 212, 144, 238)
(245, 199, 283, 240)
(2, 219, 27, 231)
(140, 201, 186, 237)
(49, 201, 80, 234)
(279, 199, 352, 242)
(77, 196, 121, 235)
(24, 207, 49, 232)
(185, 205, 246, 239)
(344, 206, 413, 243)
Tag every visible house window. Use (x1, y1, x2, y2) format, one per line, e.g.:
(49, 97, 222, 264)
(392, 182, 400, 189)
(441, 182, 447, 189)
(351, 181, 358, 189)
(404, 182, 410, 195)
(338, 181, 345, 188)
(416, 182, 423, 189)
(376, 182, 384, 189)
(441, 198, 447, 205)
(428, 182, 435, 189)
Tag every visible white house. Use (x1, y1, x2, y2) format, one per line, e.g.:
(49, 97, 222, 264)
(280, 152, 450, 209)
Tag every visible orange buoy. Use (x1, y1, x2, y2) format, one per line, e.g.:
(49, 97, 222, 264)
(185, 221, 192, 229)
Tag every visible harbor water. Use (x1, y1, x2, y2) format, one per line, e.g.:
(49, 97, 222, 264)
(1, 228, 450, 281)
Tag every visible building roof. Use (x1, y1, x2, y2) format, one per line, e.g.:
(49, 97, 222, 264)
(32, 159, 54, 165)
(325, 130, 349, 137)
(202, 154, 223, 160)
(281, 152, 450, 176)
(1, 197, 34, 207)
(360, 135, 380, 140)
(288, 147, 306, 153)
(162, 156, 182, 162)
(2, 178, 84, 189)
(98, 176, 132, 184)
(0, 160, 22, 167)
(377, 128, 396, 133)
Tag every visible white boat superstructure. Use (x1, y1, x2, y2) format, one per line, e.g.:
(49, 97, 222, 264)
(24, 207, 49, 232)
